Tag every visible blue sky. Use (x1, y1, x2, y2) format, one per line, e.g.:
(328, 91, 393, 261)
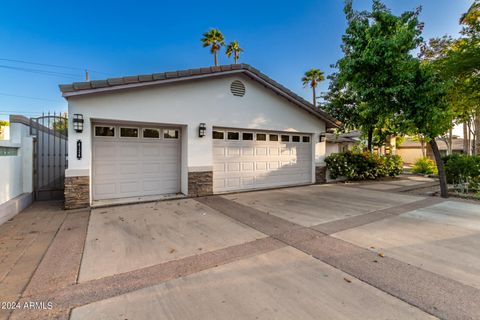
(0, 0, 472, 120)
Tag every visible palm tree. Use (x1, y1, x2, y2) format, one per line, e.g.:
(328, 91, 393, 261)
(301, 68, 325, 107)
(226, 41, 243, 64)
(201, 29, 225, 66)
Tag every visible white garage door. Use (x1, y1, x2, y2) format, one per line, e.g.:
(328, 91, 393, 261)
(92, 124, 181, 201)
(213, 128, 312, 193)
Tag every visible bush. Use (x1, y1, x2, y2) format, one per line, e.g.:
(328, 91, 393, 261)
(412, 157, 438, 175)
(443, 154, 480, 191)
(325, 151, 403, 180)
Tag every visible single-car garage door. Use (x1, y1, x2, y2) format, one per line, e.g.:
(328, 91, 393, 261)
(92, 123, 181, 201)
(213, 128, 312, 193)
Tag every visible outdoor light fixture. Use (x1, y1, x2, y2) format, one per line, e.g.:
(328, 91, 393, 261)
(76, 140, 82, 160)
(319, 132, 326, 142)
(199, 123, 206, 137)
(73, 114, 84, 133)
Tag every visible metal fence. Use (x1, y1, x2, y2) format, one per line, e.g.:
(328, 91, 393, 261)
(30, 112, 68, 201)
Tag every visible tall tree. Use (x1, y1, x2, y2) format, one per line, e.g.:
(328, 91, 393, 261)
(324, 0, 422, 151)
(394, 63, 454, 197)
(302, 68, 325, 107)
(226, 41, 243, 64)
(201, 29, 225, 66)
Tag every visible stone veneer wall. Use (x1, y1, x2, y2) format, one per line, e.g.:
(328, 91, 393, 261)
(188, 171, 213, 197)
(64, 176, 90, 209)
(315, 166, 327, 184)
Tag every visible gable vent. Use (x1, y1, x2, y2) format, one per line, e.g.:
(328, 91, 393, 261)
(230, 80, 246, 97)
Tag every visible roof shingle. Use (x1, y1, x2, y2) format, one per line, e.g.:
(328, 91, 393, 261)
(59, 63, 339, 128)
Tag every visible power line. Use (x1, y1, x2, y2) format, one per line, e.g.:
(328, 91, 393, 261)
(0, 92, 60, 102)
(0, 64, 80, 79)
(0, 58, 111, 76)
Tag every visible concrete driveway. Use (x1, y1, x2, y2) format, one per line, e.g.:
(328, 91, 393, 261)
(3, 176, 480, 320)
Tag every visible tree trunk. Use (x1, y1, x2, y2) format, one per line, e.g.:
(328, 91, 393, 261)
(312, 87, 316, 107)
(475, 114, 480, 155)
(429, 139, 448, 198)
(448, 128, 452, 156)
(420, 139, 425, 157)
(214, 52, 218, 66)
(367, 128, 373, 152)
(463, 123, 470, 155)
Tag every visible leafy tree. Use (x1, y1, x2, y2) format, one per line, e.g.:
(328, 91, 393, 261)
(0, 120, 9, 127)
(394, 63, 454, 197)
(201, 29, 225, 66)
(326, 0, 454, 197)
(421, 1, 480, 155)
(302, 68, 325, 107)
(324, 0, 422, 151)
(226, 41, 243, 64)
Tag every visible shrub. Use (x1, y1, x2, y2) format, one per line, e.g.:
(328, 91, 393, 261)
(412, 157, 438, 175)
(325, 151, 403, 180)
(443, 154, 480, 191)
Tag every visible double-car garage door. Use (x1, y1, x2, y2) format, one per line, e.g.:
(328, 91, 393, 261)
(212, 128, 312, 193)
(92, 124, 181, 201)
(92, 123, 313, 201)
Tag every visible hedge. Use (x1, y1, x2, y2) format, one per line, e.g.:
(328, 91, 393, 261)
(325, 151, 403, 180)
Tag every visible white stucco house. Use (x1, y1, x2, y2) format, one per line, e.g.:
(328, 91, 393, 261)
(60, 64, 338, 209)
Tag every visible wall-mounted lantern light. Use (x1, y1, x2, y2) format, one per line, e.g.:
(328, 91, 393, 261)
(199, 123, 206, 137)
(319, 132, 326, 142)
(73, 114, 84, 133)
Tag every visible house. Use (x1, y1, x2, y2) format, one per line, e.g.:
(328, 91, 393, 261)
(397, 137, 465, 164)
(325, 131, 362, 156)
(59, 64, 339, 209)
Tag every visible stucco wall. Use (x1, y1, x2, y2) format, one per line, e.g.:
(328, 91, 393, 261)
(0, 122, 33, 224)
(66, 74, 327, 193)
(397, 148, 424, 164)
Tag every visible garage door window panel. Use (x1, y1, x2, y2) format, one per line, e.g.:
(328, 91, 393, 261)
(227, 132, 239, 140)
(164, 129, 179, 139)
(302, 136, 310, 143)
(269, 134, 279, 142)
(120, 127, 139, 138)
(256, 133, 267, 141)
(143, 128, 160, 139)
(242, 133, 254, 141)
(281, 135, 290, 142)
(292, 135, 300, 142)
(213, 131, 224, 140)
(95, 126, 115, 137)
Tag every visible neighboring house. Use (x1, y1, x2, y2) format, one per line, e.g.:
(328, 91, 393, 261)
(397, 137, 464, 164)
(325, 131, 361, 156)
(59, 64, 338, 209)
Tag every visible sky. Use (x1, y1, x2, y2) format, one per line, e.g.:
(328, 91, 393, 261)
(0, 0, 473, 121)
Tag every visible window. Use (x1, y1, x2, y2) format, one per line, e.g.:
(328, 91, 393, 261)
(0, 147, 18, 156)
(120, 127, 139, 138)
(281, 135, 290, 142)
(164, 129, 179, 139)
(143, 128, 160, 138)
(242, 132, 253, 140)
(213, 130, 224, 139)
(95, 126, 115, 137)
(302, 136, 310, 143)
(227, 132, 239, 140)
(292, 135, 300, 142)
(269, 134, 278, 142)
(256, 133, 267, 141)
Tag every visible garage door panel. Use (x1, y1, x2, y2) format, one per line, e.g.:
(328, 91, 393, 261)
(213, 129, 312, 193)
(94, 144, 116, 158)
(93, 183, 116, 197)
(93, 124, 181, 201)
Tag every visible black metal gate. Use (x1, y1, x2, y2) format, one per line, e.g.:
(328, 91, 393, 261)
(30, 112, 68, 201)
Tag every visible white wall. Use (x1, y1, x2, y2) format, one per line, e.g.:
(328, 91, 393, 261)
(0, 122, 33, 205)
(66, 74, 327, 191)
